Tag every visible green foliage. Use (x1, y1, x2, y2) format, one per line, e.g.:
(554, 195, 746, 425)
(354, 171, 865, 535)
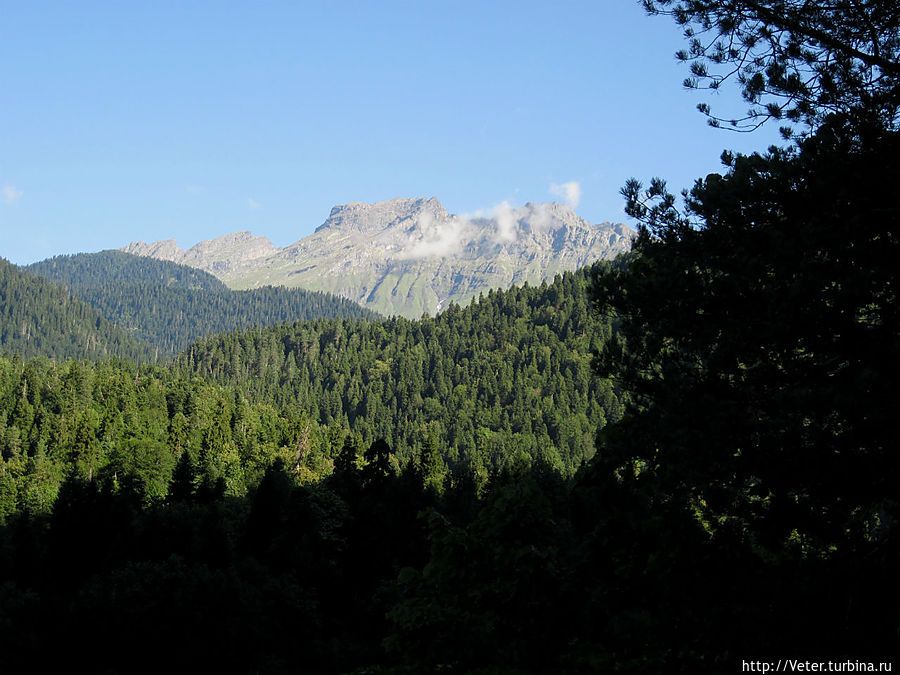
(174, 265, 623, 475)
(0, 355, 325, 519)
(0, 262, 619, 519)
(0, 5, 896, 672)
(0, 380, 895, 674)
(0, 258, 147, 362)
(595, 115, 899, 558)
(643, 0, 900, 135)
(27, 250, 227, 291)
(26, 250, 378, 359)
(573, 4, 900, 666)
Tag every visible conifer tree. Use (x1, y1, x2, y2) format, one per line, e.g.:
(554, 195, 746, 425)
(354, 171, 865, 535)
(595, 0, 900, 556)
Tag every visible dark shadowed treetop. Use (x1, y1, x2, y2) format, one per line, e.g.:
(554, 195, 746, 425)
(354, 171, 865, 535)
(593, 2, 900, 563)
(643, 0, 900, 135)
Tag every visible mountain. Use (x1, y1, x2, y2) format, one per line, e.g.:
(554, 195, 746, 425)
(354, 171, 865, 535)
(0, 258, 147, 361)
(122, 231, 278, 277)
(26, 251, 378, 359)
(122, 197, 634, 318)
(28, 249, 228, 292)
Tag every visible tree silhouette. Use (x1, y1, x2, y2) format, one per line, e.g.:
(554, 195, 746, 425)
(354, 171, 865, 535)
(643, 0, 900, 135)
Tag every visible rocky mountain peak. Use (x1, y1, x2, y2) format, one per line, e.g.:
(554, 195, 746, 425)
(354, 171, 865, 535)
(121, 238, 182, 261)
(186, 231, 276, 259)
(521, 200, 578, 222)
(315, 197, 448, 234)
(121, 231, 277, 274)
(120, 196, 634, 318)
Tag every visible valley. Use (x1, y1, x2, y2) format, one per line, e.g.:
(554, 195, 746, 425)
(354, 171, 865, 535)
(0, 1, 896, 671)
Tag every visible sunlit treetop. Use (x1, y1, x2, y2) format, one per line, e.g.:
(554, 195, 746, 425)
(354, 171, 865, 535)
(643, 0, 900, 136)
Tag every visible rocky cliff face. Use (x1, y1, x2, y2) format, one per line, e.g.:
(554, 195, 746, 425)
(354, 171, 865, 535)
(122, 198, 633, 318)
(122, 231, 278, 275)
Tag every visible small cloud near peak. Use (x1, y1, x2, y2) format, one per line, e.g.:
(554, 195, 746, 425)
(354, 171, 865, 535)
(247, 198, 262, 210)
(493, 201, 519, 243)
(400, 210, 467, 259)
(549, 181, 581, 208)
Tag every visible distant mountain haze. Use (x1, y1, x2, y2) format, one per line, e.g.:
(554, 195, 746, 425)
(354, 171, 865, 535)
(122, 198, 634, 318)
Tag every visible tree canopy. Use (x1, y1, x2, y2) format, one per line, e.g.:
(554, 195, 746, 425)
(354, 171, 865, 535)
(1, 2, 897, 671)
(583, 3, 900, 664)
(643, 0, 900, 134)
(596, 119, 899, 556)
(594, 0, 899, 561)
(0, 258, 147, 362)
(26, 251, 378, 359)
(175, 265, 623, 476)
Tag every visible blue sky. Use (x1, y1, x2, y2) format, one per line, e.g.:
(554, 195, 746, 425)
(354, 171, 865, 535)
(1, 1, 782, 265)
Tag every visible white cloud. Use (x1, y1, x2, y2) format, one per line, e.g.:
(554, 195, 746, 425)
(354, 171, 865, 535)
(401, 210, 468, 259)
(400, 197, 568, 259)
(525, 203, 554, 230)
(247, 198, 262, 210)
(461, 201, 529, 244)
(2, 185, 23, 205)
(493, 200, 519, 243)
(549, 181, 581, 208)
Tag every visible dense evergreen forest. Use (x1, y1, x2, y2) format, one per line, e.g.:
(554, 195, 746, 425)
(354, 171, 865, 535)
(0, 355, 322, 519)
(26, 251, 377, 357)
(0, 258, 147, 361)
(27, 250, 227, 292)
(173, 264, 622, 475)
(0, 2, 898, 672)
(0, 264, 620, 515)
(0, 265, 634, 674)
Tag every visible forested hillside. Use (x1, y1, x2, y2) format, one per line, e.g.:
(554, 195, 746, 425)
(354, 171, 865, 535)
(0, 264, 640, 673)
(27, 251, 378, 357)
(0, 2, 897, 672)
(0, 258, 147, 362)
(174, 264, 623, 475)
(0, 355, 320, 520)
(27, 250, 227, 291)
(0, 263, 618, 521)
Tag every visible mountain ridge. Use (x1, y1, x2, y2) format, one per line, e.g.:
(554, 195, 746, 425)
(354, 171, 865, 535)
(25, 251, 378, 358)
(0, 258, 148, 361)
(122, 197, 634, 318)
